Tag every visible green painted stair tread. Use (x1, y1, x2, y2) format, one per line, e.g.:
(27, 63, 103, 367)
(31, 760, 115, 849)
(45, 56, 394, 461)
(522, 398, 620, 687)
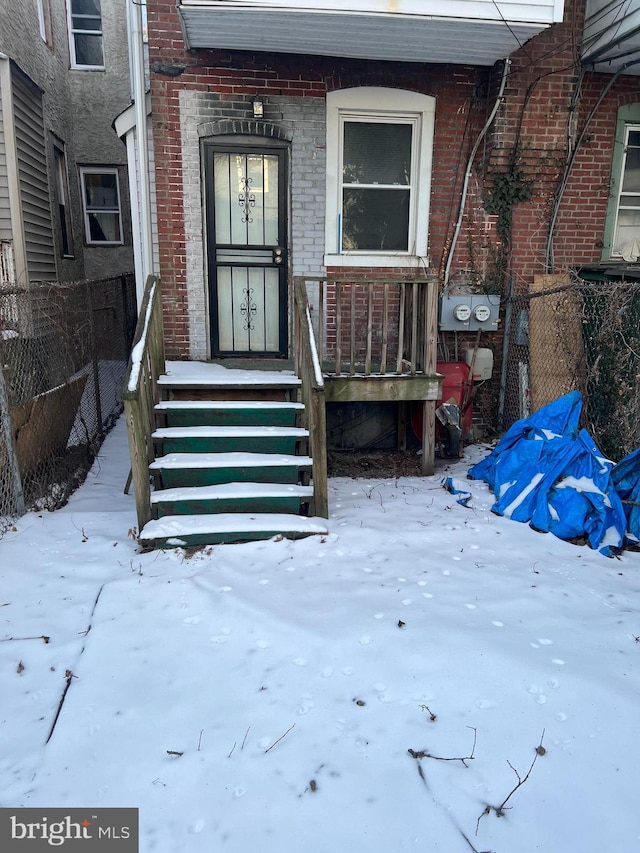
(155, 401, 304, 411)
(150, 452, 313, 470)
(157, 363, 301, 390)
(152, 426, 309, 440)
(151, 482, 314, 504)
(150, 482, 314, 516)
(154, 401, 305, 427)
(139, 513, 328, 547)
(150, 452, 314, 487)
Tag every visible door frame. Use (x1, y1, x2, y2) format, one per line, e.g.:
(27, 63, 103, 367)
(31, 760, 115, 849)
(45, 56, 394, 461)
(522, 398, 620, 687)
(204, 141, 289, 359)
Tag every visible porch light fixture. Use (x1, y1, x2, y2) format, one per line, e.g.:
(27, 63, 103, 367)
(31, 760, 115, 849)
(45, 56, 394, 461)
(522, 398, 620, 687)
(252, 99, 264, 118)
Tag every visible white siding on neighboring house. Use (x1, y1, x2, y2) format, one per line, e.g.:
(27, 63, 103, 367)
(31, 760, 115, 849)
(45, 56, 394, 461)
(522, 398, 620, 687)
(11, 66, 56, 281)
(0, 89, 11, 242)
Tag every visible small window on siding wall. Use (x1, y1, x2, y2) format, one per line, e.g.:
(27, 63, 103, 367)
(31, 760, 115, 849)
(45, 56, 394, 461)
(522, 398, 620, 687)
(55, 145, 73, 257)
(325, 87, 435, 268)
(603, 104, 640, 262)
(37, 0, 53, 45)
(80, 168, 123, 245)
(68, 0, 104, 69)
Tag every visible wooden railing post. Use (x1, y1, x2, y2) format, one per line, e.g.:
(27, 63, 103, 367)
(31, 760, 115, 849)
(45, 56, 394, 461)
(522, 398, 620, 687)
(293, 277, 328, 518)
(123, 275, 163, 532)
(421, 278, 439, 475)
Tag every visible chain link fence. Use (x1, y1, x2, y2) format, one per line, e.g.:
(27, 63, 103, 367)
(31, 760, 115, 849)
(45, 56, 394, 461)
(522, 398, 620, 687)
(499, 274, 640, 462)
(0, 274, 137, 537)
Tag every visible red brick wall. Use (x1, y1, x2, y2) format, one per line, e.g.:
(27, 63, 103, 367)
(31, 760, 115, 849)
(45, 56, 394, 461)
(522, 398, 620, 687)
(552, 73, 640, 268)
(147, 0, 639, 358)
(147, 0, 494, 357)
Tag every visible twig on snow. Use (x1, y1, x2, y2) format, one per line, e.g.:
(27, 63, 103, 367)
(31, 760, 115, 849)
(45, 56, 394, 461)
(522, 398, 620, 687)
(476, 730, 546, 834)
(0, 634, 50, 643)
(409, 726, 477, 768)
(264, 723, 295, 754)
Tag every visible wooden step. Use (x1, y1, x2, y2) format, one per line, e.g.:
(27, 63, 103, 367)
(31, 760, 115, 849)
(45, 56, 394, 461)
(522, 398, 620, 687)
(139, 512, 328, 548)
(155, 400, 304, 428)
(152, 425, 309, 455)
(149, 452, 313, 488)
(158, 363, 301, 401)
(151, 482, 314, 516)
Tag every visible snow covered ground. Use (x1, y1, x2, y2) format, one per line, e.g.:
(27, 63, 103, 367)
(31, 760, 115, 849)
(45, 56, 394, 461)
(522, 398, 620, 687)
(1, 419, 639, 853)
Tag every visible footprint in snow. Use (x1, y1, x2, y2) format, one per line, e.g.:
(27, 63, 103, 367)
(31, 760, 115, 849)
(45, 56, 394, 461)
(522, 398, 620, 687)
(320, 666, 333, 678)
(183, 616, 200, 625)
(297, 700, 314, 715)
(492, 621, 504, 627)
(528, 685, 547, 704)
(190, 820, 205, 834)
(475, 699, 497, 710)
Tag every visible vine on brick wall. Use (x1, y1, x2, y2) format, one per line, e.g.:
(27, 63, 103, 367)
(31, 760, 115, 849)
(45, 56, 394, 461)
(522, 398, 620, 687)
(464, 149, 533, 294)
(484, 150, 533, 243)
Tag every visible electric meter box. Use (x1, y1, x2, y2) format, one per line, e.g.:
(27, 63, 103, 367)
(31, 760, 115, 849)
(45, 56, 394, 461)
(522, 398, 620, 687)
(438, 294, 501, 331)
(463, 347, 494, 381)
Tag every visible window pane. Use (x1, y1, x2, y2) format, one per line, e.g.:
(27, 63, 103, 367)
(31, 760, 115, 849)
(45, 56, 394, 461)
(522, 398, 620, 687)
(614, 208, 640, 254)
(72, 16, 102, 31)
(88, 212, 120, 242)
(72, 0, 101, 15)
(342, 188, 410, 251)
(84, 173, 118, 208)
(343, 122, 412, 185)
(622, 133, 640, 193)
(74, 33, 103, 65)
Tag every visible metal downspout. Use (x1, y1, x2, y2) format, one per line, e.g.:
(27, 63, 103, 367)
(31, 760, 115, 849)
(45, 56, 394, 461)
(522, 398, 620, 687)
(127, 0, 154, 306)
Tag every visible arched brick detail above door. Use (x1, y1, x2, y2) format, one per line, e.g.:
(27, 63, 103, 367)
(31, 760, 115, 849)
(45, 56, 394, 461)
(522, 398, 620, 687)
(197, 119, 293, 141)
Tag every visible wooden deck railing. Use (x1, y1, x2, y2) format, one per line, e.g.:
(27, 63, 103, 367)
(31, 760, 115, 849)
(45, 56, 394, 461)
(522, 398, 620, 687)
(296, 276, 438, 377)
(123, 275, 164, 531)
(293, 278, 329, 518)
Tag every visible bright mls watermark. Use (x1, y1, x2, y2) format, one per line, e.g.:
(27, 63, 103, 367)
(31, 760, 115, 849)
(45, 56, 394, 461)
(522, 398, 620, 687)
(0, 808, 138, 851)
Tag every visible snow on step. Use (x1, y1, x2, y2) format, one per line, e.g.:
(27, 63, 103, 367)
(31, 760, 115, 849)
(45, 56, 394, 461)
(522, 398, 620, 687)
(140, 512, 328, 540)
(155, 400, 304, 412)
(151, 482, 314, 504)
(158, 361, 301, 387)
(150, 452, 313, 470)
(152, 426, 309, 439)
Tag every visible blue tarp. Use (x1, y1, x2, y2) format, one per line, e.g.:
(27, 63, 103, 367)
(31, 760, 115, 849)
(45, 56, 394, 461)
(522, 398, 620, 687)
(468, 392, 628, 556)
(611, 448, 640, 544)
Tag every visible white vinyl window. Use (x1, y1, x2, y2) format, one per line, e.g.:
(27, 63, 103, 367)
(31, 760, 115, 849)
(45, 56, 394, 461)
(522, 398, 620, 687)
(80, 168, 123, 245)
(325, 88, 435, 268)
(68, 0, 104, 69)
(611, 124, 640, 259)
